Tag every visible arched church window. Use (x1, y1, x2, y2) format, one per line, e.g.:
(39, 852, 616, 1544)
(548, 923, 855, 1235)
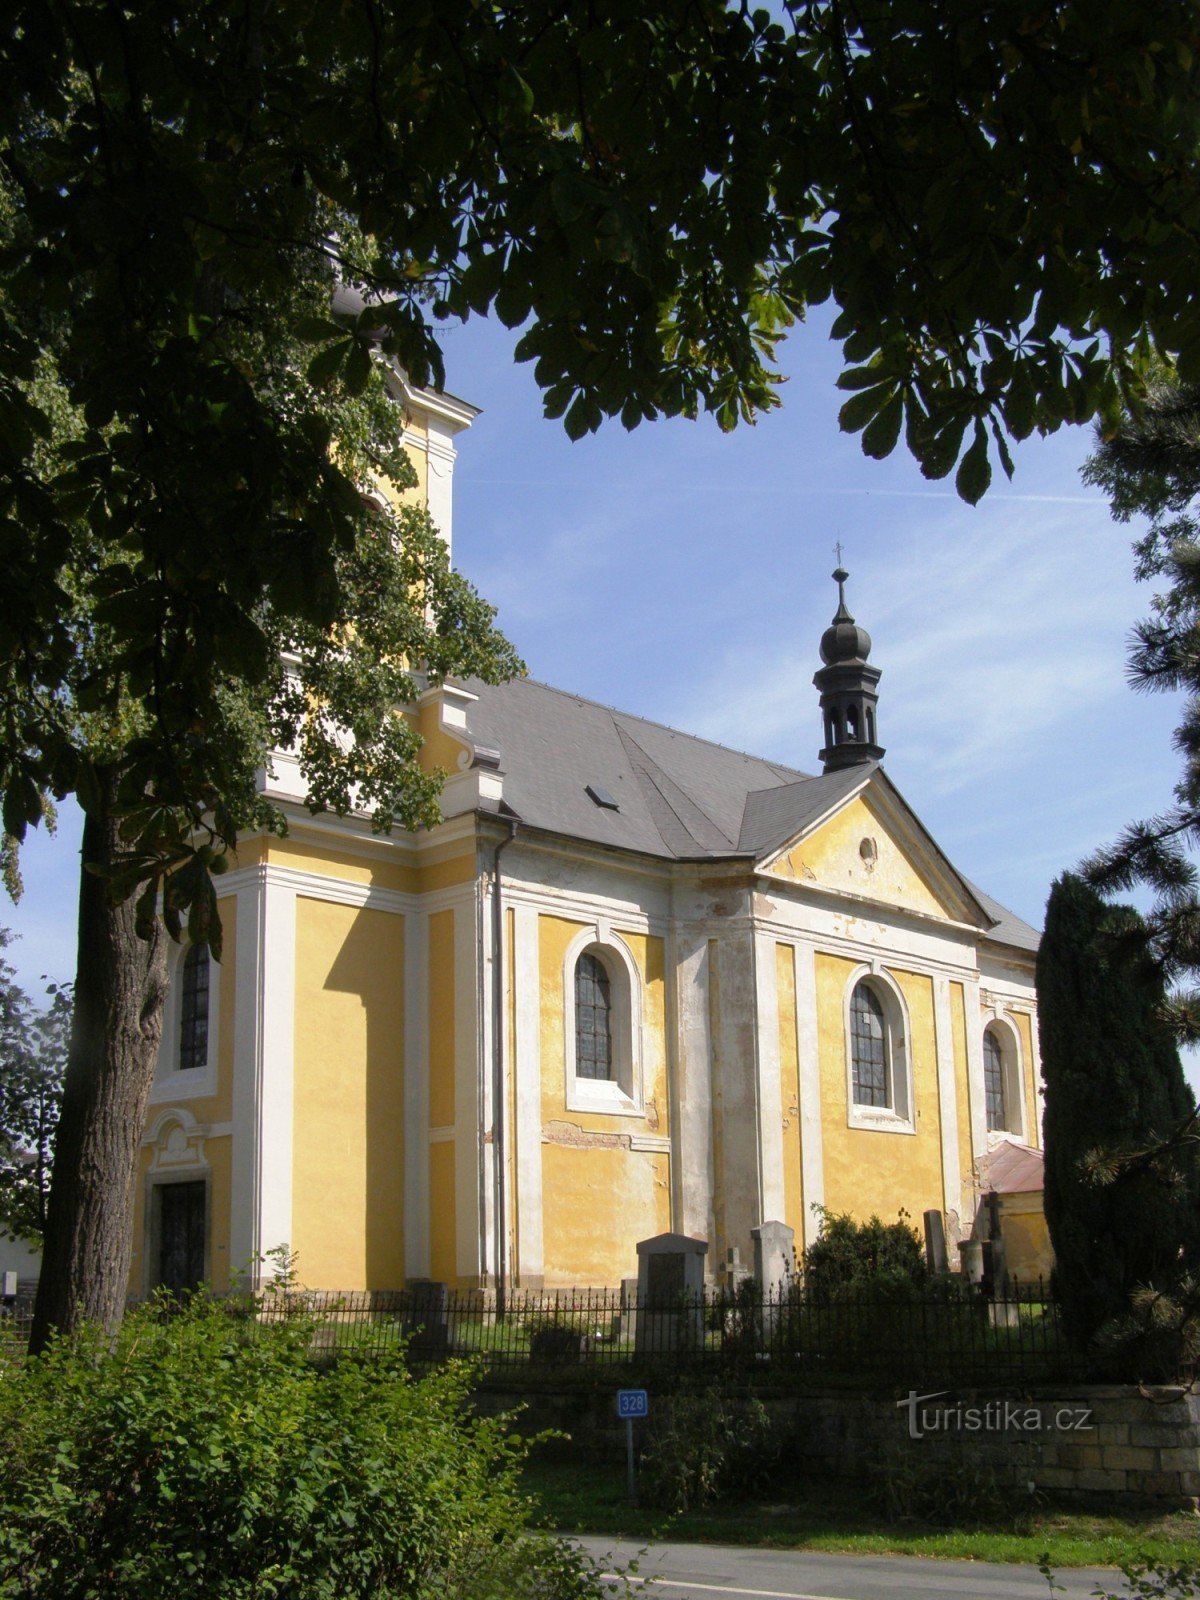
(850, 982, 889, 1108)
(574, 951, 613, 1081)
(983, 1028, 1006, 1130)
(982, 1021, 1023, 1136)
(178, 945, 210, 1072)
(846, 705, 860, 740)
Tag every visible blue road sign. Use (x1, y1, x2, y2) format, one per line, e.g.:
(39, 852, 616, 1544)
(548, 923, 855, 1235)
(617, 1388, 648, 1419)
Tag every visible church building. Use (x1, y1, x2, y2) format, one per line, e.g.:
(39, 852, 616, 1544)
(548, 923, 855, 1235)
(130, 382, 1047, 1298)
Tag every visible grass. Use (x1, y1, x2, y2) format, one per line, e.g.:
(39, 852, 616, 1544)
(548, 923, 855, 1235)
(522, 1453, 1200, 1568)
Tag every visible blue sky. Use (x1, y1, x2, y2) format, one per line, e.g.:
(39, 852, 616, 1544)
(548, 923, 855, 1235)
(1, 304, 1182, 1015)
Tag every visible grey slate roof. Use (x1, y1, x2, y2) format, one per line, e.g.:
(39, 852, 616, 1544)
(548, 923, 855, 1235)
(460, 676, 1040, 952)
(966, 881, 1042, 954)
(738, 768, 872, 854)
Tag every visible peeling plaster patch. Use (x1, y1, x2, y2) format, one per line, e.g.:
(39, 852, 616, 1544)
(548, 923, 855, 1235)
(542, 1120, 626, 1150)
(644, 1098, 661, 1132)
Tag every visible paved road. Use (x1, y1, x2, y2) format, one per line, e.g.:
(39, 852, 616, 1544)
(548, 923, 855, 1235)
(577, 1536, 1119, 1600)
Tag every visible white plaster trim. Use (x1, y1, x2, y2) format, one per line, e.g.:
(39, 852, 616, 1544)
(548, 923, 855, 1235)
(258, 879, 296, 1266)
(142, 1108, 234, 1147)
(403, 910, 431, 1280)
(629, 1133, 672, 1153)
(495, 879, 667, 940)
(793, 944, 826, 1248)
(149, 938, 221, 1104)
(229, 887, 262, 1276)
(932, 975, 963, 1225)
(391, 376, 480, 434)
(982, 1011, 1026, 1142)
(263, 863, 413, 915)
(753, 932, 786, 1222)
(561, 924, 645, 1117)
(842, 963, 916, 1134)
(458, 894, 483, 1283)
(512, 903, 544, 1284)
(226, 875, 296, 1283)
(218, 860, 477, 922)
(428, 1125, 455, 1143)
(963, 978, 988, 1168)
(1025, 1006, 1045, 1150)
(748, 902, 982, 982)
(674, 932, 715, 1242)
(755, 876, 986, 942)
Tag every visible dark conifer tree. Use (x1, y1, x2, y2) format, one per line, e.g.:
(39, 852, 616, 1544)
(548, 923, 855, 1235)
(1083, 382, 1200, 1040)
(1038, 872, 1197, 1355)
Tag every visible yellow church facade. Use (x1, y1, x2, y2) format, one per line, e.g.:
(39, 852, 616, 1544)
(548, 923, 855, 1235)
(129, 385, 1046, 1297)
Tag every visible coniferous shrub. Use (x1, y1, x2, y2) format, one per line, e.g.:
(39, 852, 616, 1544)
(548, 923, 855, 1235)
(1037, 872, 1199, 1365)
(801, 1208, 928, 1298)
(0, 1293, 613, 1600)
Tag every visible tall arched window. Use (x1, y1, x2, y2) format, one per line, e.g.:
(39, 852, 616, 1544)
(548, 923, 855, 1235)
(850, 981, 889, 1108)
(574, 951, 613, 1081)
(178, 945, 210, 1072)
(982, 1021, 1023, 1136)
(983, 1028, 1006, 1131)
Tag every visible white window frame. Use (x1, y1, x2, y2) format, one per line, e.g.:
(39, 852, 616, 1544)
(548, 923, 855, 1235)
(843, 964, 915, 1134)
(562, 925, 644, 1117)
(983, 1013, 1026, 1141)
(141, 1107, 213, 1296)
(148, 941, 219, 1105)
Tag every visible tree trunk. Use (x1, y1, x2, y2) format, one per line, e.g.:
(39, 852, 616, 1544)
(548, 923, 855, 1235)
(29, 768, 168, 1352)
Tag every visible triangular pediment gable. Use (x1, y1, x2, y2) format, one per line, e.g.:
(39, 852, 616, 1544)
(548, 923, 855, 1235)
(755, 768, 995, 930)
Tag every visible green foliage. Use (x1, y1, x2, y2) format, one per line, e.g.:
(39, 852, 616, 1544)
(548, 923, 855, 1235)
(1037, 872, 1199, 1366)
(0, 930, 68, 1244)
(868, 1442, 1008, 1526)
(1082, 381, 1200, 1044)
(1089, 1559, 1200, 1600)
(0, 1293, 615, 1600)
(801, 1208, 928, 1298)
(636, 1387, 778, 1513)
(2, 0, 1200, 930)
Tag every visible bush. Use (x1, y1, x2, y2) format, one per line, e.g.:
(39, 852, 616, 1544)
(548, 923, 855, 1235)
(636, 1388, 778, 1513)
(529, 1322, 587, 1364)
(801, 1208, 927, 1298)
(0, 1293, 613, 1599)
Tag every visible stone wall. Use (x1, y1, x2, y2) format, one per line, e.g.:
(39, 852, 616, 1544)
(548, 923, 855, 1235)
(477, 1380, 1200, 1505)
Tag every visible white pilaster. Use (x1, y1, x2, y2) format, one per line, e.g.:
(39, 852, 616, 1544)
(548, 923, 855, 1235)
(512, 904, 544, 1284)
(933, 975, 963, 1227)
(963, 978, 988, 1174)
(794, 944, 826, 1248)
(672, 931, 714, 1242)
(403, 909, 430, 1280)
(229, 871, 295, 1283)
(1027, 1009, 1045, 1149)
(424, 415, 459, 561)
(459, 892, 486, 1284)
(753, 932, 786, 1222)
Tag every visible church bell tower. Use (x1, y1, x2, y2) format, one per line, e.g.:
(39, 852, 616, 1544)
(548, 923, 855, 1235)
(813, 567, 885, 774)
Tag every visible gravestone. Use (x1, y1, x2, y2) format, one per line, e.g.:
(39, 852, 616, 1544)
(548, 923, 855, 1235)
(751, 1220, 794, 1296)
(402, 1279, 450, 1357)
(635, 1232, 707, 1354)
(619, 1276, 640, 1345)
(923, 1209, 948, 1274)
(958, 1239, 985, 1284)
(717, 1246, 751, 1296)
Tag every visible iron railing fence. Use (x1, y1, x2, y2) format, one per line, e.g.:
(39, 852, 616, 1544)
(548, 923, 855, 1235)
(248, 1276, 1086, 1386)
